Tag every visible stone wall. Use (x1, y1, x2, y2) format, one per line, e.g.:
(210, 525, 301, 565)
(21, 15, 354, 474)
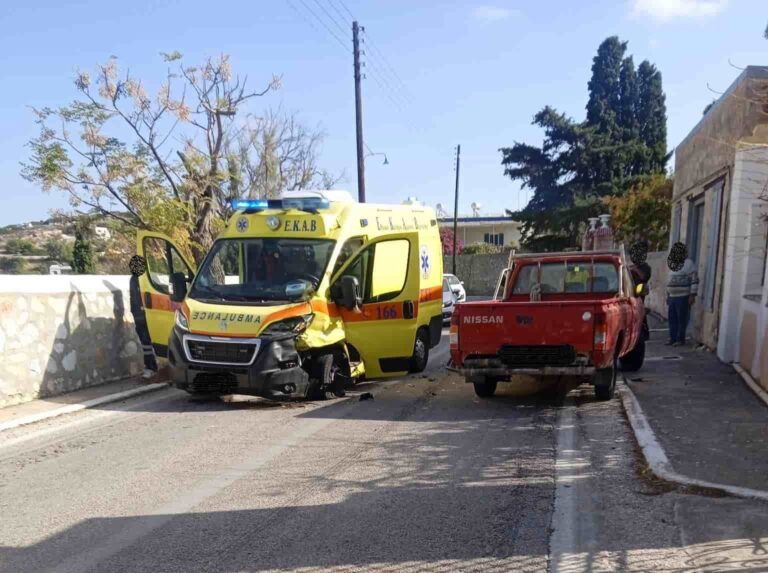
(443, 253, 509, 296)
(0, 276, 142, 408)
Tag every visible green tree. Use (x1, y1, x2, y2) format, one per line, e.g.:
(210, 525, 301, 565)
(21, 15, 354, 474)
(606, 174, 673, 251)
(72, 223, 96, 274)
(44, 238, 74, 263)
(0, 257, 27, 274)
(501, 37, 668, 250)
(586, 37, 626, 137)
(5, 238, 37, 255)
(637, 61, 668, 173)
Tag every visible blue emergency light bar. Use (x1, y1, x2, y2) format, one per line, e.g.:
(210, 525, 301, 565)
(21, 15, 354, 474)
(230, 197, 330, 213)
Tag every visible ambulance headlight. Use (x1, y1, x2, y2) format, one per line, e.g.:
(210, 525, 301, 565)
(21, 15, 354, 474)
(175, 309, 190, 332)
(261, 314, 314, 337)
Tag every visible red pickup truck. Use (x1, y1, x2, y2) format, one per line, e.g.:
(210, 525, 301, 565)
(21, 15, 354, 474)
(449, 250, 646, 400)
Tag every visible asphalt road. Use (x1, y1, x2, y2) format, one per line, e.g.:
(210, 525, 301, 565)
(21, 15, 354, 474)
(0, 334, 765, 572)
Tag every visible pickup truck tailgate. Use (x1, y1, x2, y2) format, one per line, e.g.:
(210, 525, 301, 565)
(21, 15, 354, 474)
(457, 301, 598, 357)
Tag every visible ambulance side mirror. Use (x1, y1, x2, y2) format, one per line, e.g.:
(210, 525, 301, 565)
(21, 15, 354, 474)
(338, 275, 362, 310)
(170, 272, 188, 303)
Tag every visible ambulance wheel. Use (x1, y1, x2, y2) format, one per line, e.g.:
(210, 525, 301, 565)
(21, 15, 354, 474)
(309, 352, 346, 400)
(409, 328, 430, 373)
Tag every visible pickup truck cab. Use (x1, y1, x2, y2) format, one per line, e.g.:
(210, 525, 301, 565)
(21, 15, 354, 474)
(449, 249, 646, 400)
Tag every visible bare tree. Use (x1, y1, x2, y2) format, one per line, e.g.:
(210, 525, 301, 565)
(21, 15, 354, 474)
(22, 53, 281, 263)
(227, 109, 343, 201)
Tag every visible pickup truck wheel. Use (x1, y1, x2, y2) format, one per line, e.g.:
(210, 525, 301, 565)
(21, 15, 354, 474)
(594, 356, 617, 401)
(473, 378, 498, 398)
(309, 352, 346, 400)
(409, 329, 430, 373)
(620, 339, 645, 372)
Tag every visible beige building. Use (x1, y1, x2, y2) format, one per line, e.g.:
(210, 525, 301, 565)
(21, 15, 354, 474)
(438, 215, 522, 249)
(670, 66, 768, 386)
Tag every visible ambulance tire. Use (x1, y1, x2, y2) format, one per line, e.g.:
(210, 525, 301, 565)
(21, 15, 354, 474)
(309, 352, 346, 400)
(409, 328, 430, 373)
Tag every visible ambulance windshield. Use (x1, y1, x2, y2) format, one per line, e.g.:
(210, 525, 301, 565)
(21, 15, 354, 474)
(189, 238, 335, 303)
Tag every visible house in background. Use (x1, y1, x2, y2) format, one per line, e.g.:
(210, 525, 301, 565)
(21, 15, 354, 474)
(669, 65, 768, 387)
(437, 205, 521, 249)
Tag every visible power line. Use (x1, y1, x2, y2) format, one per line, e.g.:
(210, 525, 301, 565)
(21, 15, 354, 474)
(325, 0, 353, 27)
(362, 31, 412, 103)
(363, 58, 408, 109)
(291, 0, 350, 54)
(310, 0, 347, 37)
(335, 0, 356, 21)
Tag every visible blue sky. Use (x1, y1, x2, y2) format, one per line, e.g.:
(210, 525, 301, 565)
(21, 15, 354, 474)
(0, 0, 765, 225)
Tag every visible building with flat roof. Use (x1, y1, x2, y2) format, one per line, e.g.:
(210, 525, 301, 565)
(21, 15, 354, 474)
(437, 215, 521, 248)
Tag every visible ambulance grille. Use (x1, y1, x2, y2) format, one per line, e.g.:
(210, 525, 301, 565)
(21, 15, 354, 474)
(498, 345, 576, 367)
(186, 340, 257, 365)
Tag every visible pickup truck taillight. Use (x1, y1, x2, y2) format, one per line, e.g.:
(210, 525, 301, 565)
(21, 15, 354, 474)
(450, 313, 459, 349)
(594, 313, 606, 351)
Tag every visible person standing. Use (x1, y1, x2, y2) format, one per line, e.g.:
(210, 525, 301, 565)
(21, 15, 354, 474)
(666, 242, 699, 346)
(129, 255, 158, 379)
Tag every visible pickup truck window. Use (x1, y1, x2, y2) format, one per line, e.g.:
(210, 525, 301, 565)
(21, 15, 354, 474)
(511, 261, 619, 295)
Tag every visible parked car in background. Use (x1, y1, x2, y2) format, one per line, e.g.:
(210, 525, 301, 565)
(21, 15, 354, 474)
(443, 273, 466, 302)
(442, 277, 456, 324)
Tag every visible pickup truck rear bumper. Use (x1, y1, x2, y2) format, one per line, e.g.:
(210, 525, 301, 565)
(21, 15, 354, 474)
(452, 358, 595, 378)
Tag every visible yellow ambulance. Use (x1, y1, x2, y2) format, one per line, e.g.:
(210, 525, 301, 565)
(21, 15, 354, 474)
(136, 191, 444, 399)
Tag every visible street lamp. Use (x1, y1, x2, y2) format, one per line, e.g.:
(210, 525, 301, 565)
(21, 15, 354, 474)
(365, 151, 389, 165)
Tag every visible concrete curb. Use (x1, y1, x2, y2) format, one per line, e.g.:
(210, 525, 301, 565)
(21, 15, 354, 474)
(0, 383, 170, 433)
(619, 378, 768, 502)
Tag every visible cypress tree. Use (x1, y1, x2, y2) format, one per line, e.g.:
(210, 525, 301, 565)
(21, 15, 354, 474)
(586, 36, 627, 136)
(637, 61, 668, 173)
(72, 224, 96, 274)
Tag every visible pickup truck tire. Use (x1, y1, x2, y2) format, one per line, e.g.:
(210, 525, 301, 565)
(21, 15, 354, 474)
(594, 356, 617, 401)
(309, 352, 346, 400)
(409, 328, 430, 373)
(620, 339, 646, 372)
(471, 377, 498, 398)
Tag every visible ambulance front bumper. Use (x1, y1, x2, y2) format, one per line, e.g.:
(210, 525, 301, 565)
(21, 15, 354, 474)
(168, 327, 310, 399)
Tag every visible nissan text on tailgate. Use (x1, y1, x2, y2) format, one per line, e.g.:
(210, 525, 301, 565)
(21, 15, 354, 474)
(449, 250, 646, 400)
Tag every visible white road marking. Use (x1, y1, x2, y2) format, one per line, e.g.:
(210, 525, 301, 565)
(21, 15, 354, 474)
(549, 400, 596, 573)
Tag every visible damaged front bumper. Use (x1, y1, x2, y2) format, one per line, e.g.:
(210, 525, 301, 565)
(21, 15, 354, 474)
(168, 326, 310, 399)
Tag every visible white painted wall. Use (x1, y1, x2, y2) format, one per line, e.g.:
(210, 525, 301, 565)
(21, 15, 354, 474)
(718, 147, 768, 364)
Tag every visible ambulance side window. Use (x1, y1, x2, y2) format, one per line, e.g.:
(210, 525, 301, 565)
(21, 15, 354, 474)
(332, 236, 365, 277)
(170, 247, 194, 282)
(143, 238, 171, 294)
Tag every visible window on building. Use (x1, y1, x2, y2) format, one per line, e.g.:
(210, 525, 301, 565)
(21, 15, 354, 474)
(483, 233, 505, 246)
(702, 178, 724, 310)
(687, 200, 705, 263)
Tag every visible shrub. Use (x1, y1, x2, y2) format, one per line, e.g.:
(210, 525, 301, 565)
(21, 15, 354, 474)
(461, 242, 501, 255)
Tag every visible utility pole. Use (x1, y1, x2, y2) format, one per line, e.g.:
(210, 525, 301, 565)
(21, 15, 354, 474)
(353, 21, 366, 202)
(452, 144, 461, 275)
